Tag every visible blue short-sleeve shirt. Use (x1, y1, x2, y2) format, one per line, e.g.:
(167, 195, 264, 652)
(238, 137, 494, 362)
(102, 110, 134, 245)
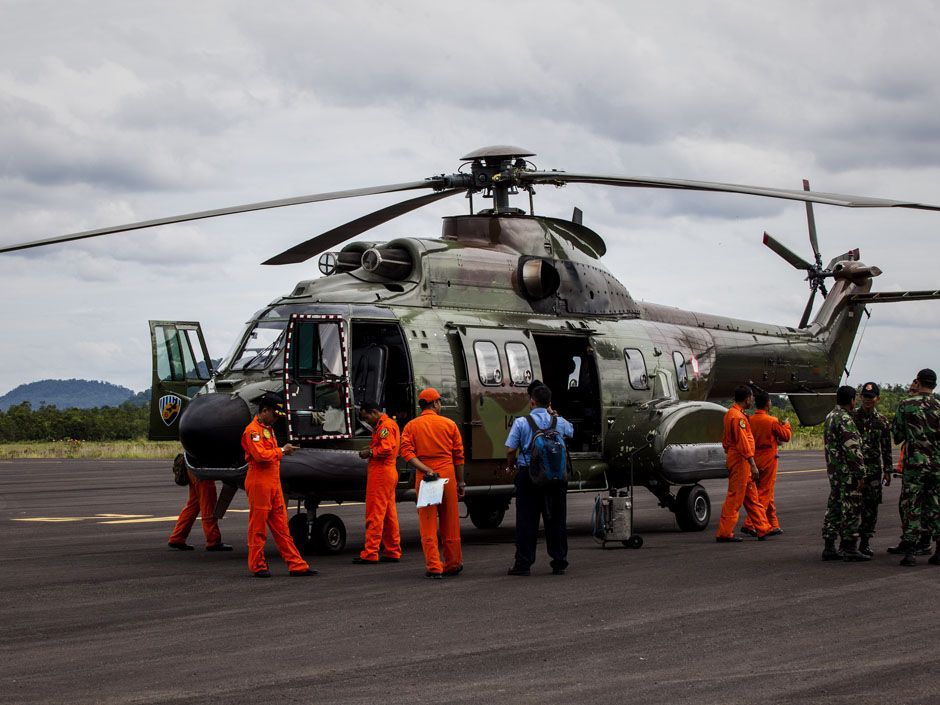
(505, 407, 574, 467)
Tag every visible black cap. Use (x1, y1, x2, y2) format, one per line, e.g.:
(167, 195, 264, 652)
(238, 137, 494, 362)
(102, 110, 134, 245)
(860, 382, 880, 398)
(258, 392, 286, 417)
(917, 368, 937, 387)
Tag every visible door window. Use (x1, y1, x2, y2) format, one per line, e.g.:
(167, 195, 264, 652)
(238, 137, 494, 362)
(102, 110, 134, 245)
(673, 351, 690, 391)
(505, 342, 533, 386)
(473, 341, 503, 385)
(623, 348, 649, 390)
(154, 324, 209, 382)
(285, 315, 351, 439)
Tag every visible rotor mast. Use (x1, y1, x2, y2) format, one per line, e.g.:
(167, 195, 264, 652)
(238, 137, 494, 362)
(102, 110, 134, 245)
(459, 145, 536, 215)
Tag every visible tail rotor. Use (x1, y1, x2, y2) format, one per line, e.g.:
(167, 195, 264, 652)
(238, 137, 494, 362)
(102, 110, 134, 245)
(763, 179, 838, 328)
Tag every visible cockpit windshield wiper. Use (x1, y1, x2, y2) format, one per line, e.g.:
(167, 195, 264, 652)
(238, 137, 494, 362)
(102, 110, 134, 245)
(238, 329, 287, 370)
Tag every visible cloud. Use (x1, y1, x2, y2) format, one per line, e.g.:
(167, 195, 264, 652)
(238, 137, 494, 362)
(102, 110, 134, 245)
(2, 0, 940, 394)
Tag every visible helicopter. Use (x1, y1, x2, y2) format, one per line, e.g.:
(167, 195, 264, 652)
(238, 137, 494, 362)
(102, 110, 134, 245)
(4, 145, 940, 554)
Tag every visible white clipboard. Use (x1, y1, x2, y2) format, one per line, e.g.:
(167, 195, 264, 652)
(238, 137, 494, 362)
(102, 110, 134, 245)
(416, 477, 449, 508)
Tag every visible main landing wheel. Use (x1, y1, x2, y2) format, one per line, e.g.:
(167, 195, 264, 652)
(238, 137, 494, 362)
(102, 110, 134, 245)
(313, 513, 347, 555)
(468, 502, 506, 529)
(674, 484, 711, 532)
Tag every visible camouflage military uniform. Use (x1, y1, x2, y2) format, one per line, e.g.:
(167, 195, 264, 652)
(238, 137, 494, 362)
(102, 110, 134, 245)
(822, 406, 865, 540)
(853, 407, 892, 538)
(891, 394, 940, 544)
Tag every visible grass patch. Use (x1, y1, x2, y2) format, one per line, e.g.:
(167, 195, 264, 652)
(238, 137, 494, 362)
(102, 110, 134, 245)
(786, 429, 824, 451)
(0, 439, 181, 460)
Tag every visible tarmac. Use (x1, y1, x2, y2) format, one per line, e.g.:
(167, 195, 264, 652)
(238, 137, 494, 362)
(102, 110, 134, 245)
(0, 451, 937, 705)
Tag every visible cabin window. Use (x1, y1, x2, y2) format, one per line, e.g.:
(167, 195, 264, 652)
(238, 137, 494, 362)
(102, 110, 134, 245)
(505, 343, 533, 386)
(673, 351, 689, 391)
(623, 348, 649, 390)
(473, 341, 503, 386)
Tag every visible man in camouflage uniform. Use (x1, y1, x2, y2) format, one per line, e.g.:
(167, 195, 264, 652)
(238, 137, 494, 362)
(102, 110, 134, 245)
(852, 382, 893, 557)
(889, 368, 940, 567)
(822, 385, 870, 561)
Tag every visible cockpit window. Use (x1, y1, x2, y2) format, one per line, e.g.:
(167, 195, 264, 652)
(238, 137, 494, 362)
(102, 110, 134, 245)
(229, 321, 288, 371)
(292, 321, 344, 379)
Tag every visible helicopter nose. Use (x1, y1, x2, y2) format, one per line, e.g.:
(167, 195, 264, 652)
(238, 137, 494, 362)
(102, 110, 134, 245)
(179, 393, 252, 470)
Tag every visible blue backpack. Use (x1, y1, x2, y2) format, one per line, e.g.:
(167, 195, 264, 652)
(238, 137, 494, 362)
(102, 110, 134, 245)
(525, 415, 568, 486)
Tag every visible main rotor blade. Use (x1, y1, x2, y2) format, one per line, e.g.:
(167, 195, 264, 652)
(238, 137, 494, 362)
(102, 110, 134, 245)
(799, 286, 818, 329)
(262, 188, 463, 265)
(847, 290, 940, 304)
(763, 232, 814, 271)
(0, 179, 443, 255)
(522, 172, 940, 211)
(802, 179, 821, 265)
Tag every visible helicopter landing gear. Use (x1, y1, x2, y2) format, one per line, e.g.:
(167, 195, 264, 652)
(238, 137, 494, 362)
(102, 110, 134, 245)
(289, 499, 348, 555)
(674, 484, 711, 532)
(312, 514, 347, 554)
(467, 497, 510, 529)
(647, 482, 712, 532)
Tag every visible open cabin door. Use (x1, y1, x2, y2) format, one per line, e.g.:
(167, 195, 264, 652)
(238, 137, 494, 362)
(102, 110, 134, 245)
(284, 314, 353, 441)
(148, 321, 212, 440)
(457, 328, 538, 460)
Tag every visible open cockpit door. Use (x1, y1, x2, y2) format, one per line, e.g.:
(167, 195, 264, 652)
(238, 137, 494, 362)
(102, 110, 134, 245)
(148, 321, 212, 440)
(284, 314, 353, 441)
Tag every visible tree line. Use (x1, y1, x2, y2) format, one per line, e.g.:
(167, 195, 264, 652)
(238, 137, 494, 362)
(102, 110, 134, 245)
(0, 401, 149, 442)
(0, 383, 919, 444)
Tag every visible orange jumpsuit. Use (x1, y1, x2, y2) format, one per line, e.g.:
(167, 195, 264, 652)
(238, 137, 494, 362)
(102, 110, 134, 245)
(360, 413, 402, 561)
(716, 403, 772, 538)
(400, 409, 465, 574)
(241, 416, 309, 574)
(743, 410, 792, 532)
(168, 472, 222, 547)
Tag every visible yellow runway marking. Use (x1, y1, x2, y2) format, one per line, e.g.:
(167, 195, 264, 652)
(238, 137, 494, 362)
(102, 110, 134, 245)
(100, 516, 181, 524)
(779, 468, 826, 475)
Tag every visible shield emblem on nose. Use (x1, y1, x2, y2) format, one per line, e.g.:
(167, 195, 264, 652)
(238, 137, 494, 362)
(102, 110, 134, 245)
(160, 394, 183, 426)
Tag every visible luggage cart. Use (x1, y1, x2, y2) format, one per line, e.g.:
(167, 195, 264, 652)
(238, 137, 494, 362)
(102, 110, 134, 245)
(592, 486, 643, 549)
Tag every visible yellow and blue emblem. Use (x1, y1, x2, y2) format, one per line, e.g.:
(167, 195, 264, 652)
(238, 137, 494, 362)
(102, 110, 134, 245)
(379, 427, 389, 439)
(159, 394, 182, 427)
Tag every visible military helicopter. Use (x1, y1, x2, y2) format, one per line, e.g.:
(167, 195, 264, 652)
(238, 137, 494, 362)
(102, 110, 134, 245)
(5, 145, 940, 554)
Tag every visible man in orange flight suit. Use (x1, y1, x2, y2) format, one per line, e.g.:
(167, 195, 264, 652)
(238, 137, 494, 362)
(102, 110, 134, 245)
(400, 388, 465, 579)
(241, 392, 316, 578)
(742, 391, 791, 537)
(352, 400, 403, 564)
(167, 453, 232, 552)
(716, 385, 773, 542)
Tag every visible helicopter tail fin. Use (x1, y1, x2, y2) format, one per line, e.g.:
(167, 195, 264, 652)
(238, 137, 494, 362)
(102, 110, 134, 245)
(779, 254, 874, 425)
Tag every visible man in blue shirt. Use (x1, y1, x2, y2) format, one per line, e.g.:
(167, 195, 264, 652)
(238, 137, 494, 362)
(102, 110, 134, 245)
(504, 382, 574, 576)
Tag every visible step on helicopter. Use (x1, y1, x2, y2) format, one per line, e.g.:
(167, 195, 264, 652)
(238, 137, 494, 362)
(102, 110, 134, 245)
(5, 145, 940, 554)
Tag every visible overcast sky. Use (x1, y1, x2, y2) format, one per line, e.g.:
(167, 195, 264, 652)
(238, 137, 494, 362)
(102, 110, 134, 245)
(1, 1, 939, 397)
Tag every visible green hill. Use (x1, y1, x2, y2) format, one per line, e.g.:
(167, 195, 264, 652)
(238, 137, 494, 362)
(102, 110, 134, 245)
(0, 379, 145, 411)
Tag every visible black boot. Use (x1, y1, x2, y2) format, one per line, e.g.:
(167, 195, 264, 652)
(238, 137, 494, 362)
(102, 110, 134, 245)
(915, 535, 932, 556)
(858, 536, 874, 557)
(887, 540, 913, 555)
(821, 538, 842, 561)
(928, 543, 939, 566)
(840, 538, 872, 562)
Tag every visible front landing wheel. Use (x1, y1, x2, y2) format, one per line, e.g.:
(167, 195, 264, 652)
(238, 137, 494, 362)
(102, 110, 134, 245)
(674, 484, 710, 532)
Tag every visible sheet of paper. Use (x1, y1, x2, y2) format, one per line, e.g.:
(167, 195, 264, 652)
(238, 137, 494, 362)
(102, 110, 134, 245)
(416, 477, 449, 507)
